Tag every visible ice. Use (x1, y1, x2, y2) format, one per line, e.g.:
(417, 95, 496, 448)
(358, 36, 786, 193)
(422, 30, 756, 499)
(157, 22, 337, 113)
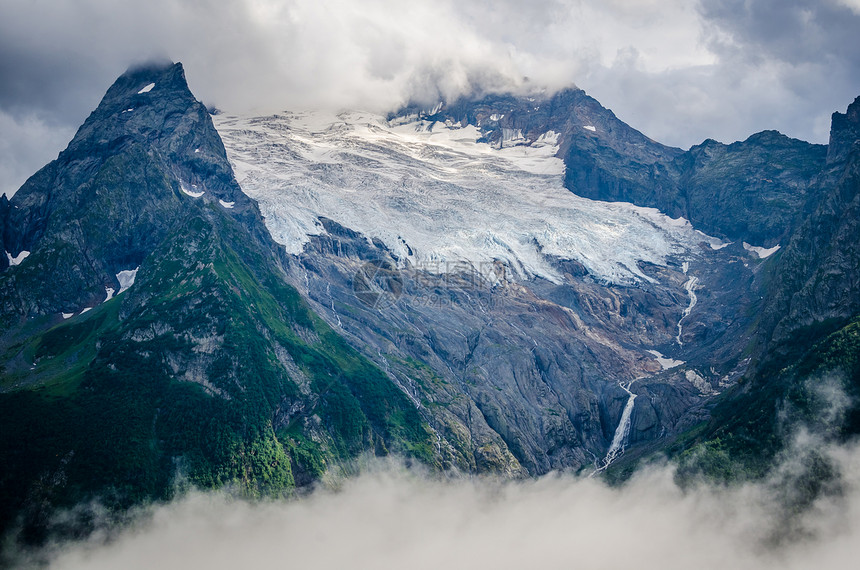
(583, 125, 596, 132)
(219, 199, 235, 209)
(686, 369, 716, 395)
(6, 250, 30, 266)
(743, 242, 780, 259)
(137, 83, 155, 94)
(214, 111, 719, 286)
(180, 183, 204, 198)
(104, 287, 115, 302)
(62, 313, 73, 319)
(647, 350, 684, 370)
(117, 267, 139, 294)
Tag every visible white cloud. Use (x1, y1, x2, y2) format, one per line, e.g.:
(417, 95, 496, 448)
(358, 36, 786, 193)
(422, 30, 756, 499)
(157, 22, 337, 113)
(1, 0, 859, 195)
(29, 441, 860, 570)
(839, 0, 860, 14)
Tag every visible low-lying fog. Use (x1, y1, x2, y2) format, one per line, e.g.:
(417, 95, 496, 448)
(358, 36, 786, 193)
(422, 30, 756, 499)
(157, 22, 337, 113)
(17, 429, 860, 570)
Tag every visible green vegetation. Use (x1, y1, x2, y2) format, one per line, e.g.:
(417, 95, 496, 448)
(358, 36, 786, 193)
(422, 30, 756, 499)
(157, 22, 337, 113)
(672, 314, 860, 484)
(0, 209, 435, 543)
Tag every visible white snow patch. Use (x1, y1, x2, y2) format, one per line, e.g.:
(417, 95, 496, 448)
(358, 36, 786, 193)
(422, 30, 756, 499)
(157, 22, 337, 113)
(62, 312, 74, 319)
(80, 307, 92, 314)
(137, 83, 155, 94)
(490, 114, 503, 121)
(6, 250, 29, 266)
(743, 242, 780, 259)
(180, 183, 205, 198)
(122, 108, 134, 113)
(104, 287, 115, 302)
(647, 350, 684, 370)
(686, 369, 716, 395)
(194, 148, 200, 153)
(682, 261, 689, 275)
(583, 125, 596, 132)
(214, 111, 720, 286)
(708, 240, 730, 250)
(219, 199, 235, 209)
(117, 267, 139, 294)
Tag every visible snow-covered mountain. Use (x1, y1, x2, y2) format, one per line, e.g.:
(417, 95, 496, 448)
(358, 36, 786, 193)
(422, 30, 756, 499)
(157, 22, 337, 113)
(2, 61, 858, 548)
(211, 101, 767, 475)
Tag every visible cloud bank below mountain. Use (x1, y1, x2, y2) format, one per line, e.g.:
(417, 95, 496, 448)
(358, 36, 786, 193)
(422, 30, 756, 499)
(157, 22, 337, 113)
(16, 432, 860, 570)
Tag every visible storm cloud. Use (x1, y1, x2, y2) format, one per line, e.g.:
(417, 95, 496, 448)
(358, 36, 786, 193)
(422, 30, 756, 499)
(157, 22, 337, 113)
(1, 0, 859, 197)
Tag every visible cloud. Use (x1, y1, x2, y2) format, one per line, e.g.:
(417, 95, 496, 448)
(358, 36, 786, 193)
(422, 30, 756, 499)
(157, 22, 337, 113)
(17, 438, 860, 570)
(1, 0, 859, 197)
(0, 111, 75, 198)
(20, 373, 857, 570)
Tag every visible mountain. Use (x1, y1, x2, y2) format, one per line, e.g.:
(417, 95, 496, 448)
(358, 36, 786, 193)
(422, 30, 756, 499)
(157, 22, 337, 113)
(670, 97, 860, 479)
(1, 60, 858, 548)
(411, 89, 827, 247)
(0, 63, 434, 544)
(213, 105, 752, 476)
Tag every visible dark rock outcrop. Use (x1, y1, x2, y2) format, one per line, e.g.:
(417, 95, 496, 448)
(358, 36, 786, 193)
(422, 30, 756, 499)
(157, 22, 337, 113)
(0, 62, 259, 327)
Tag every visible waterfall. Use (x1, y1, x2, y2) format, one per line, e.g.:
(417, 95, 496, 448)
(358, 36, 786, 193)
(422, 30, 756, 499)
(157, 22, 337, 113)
(676, 275, 699, 346)
(592, 380, 638, 475)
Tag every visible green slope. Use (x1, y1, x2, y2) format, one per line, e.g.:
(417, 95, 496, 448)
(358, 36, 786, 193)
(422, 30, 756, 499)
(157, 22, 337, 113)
(0, 204, 435, 543)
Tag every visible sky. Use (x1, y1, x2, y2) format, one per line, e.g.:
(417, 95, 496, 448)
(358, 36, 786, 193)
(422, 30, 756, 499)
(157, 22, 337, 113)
(1, 0, 860, 197)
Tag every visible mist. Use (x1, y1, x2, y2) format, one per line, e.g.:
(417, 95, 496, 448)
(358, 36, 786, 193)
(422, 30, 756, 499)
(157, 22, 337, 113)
(6, 432, 853, 570)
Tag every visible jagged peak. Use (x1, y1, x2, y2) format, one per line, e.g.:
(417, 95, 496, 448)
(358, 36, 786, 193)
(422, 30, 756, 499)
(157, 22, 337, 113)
(102, 60, 190, 107)
(827, 95, 860, 164)
(65, 61, 196, 148)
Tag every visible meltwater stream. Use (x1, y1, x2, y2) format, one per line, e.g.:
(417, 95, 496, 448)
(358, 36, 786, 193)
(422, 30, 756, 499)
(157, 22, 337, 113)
(592, 380, 638, 475)
(675, 275, 699, 346)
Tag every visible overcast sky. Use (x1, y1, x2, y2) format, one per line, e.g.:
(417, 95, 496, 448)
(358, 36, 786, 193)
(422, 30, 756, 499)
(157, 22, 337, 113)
(2, 0, 860, 197)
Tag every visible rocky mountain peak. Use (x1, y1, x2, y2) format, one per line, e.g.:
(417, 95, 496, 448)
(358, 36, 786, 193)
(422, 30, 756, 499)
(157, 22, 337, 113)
(0, 60, 253, 324)
(827, 95, 860, 165)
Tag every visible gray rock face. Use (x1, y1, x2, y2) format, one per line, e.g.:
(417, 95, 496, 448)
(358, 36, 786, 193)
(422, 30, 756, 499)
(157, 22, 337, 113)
(760, 96, 860, 350)
(0, 62, 259, 327)
(672, 132, 827, 247)
(285, 231, 762, 474)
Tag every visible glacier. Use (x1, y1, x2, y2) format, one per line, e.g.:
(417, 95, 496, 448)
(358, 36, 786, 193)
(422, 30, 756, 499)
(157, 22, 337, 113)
(215, 111, 716, 286)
